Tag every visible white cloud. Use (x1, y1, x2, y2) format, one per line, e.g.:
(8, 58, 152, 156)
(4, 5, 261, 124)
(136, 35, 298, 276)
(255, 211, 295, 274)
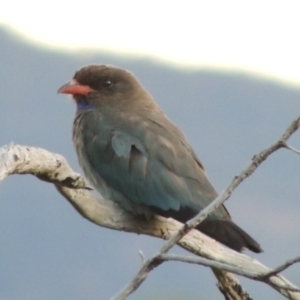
(1, 0, 300, 84)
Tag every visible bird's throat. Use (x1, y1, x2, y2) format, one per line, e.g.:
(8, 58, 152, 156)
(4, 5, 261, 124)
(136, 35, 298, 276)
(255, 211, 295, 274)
(76, 101, 95, 111)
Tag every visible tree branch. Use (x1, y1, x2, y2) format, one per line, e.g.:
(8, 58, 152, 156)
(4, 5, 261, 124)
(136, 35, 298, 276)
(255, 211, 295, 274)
(260, 255, 300, 280)
(0, 117, 300, 299)
(111, 117, 300, 299)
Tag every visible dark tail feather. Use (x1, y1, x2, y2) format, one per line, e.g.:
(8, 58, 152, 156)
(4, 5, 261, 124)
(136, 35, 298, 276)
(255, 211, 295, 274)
(198, 219, 263, 253)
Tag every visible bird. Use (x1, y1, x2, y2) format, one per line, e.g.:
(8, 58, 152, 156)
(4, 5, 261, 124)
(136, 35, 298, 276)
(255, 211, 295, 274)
(58, 64, 262, 253)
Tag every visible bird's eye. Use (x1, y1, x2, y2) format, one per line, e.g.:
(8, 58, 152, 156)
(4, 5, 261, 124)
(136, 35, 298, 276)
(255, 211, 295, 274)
(102, 80, 113, 88)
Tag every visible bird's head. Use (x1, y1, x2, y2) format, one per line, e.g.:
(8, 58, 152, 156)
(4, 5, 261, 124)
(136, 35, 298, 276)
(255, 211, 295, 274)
(58, 65, 150, 111)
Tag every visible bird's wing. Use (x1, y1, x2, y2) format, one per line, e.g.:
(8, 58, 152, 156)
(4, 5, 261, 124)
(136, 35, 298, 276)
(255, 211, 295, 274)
(83, 114, 229, 219)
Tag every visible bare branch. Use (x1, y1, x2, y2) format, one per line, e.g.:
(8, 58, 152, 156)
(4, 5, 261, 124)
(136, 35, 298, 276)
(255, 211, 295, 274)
(0, 143, 91, 189)
(111, 117, 300, 299)
(160, 253, 259, 277)
(283, 143, 300, 156)
(0, 117, 300, 300)
(138, 250, 146, 264)
(159, 254, 300, 293)
(260, 255, 300, 279)
(213, 269, 253, 300)
(157, 117, 300, 254)
(1, 143, 300, 299)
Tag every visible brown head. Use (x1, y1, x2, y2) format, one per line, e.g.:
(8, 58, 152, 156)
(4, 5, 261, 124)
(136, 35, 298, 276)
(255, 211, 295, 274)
(58, 65, 155, 112)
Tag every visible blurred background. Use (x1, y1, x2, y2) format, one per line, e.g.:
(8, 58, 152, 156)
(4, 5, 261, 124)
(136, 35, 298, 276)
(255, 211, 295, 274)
(0, 1, 300, 299)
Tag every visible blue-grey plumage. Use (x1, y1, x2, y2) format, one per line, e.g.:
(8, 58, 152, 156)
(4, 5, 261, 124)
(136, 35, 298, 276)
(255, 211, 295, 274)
(58, 65, 262, 253)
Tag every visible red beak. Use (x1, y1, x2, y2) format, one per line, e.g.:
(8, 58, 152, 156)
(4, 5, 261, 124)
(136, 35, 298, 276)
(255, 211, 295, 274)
(58, 79, 95, 95)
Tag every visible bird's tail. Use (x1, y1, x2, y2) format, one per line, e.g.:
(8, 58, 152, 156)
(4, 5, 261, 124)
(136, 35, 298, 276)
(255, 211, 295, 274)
(197, 219, 262, 253)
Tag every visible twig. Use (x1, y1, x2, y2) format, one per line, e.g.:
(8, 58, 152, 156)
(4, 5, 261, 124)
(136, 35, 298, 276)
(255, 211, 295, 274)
(159, 254, 300, 293)
(260, 255, 300, 279)
(284, 143, 300, 155)
(159, 253, 258, 277)
(138, 250, 146, 264)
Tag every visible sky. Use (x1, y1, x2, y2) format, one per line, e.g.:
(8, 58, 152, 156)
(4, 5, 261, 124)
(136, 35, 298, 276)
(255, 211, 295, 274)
(1, 0, 300, 85)
(1, 3, 300, 299)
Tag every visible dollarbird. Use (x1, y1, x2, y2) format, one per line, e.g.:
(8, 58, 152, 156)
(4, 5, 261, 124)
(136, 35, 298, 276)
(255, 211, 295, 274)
(58, 65, 262, 253)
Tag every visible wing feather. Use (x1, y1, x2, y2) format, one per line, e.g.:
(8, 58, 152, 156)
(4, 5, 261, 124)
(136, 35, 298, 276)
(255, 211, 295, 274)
(80, 112, 229, 220)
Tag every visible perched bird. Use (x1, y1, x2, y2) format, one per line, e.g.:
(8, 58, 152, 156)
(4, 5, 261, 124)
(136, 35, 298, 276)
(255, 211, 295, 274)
(58, 65, 262, 253)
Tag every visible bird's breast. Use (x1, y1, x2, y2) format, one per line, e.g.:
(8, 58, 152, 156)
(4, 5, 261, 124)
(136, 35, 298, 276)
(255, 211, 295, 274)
(72, 111, 153, 217)
(72, 112, 112, 198)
